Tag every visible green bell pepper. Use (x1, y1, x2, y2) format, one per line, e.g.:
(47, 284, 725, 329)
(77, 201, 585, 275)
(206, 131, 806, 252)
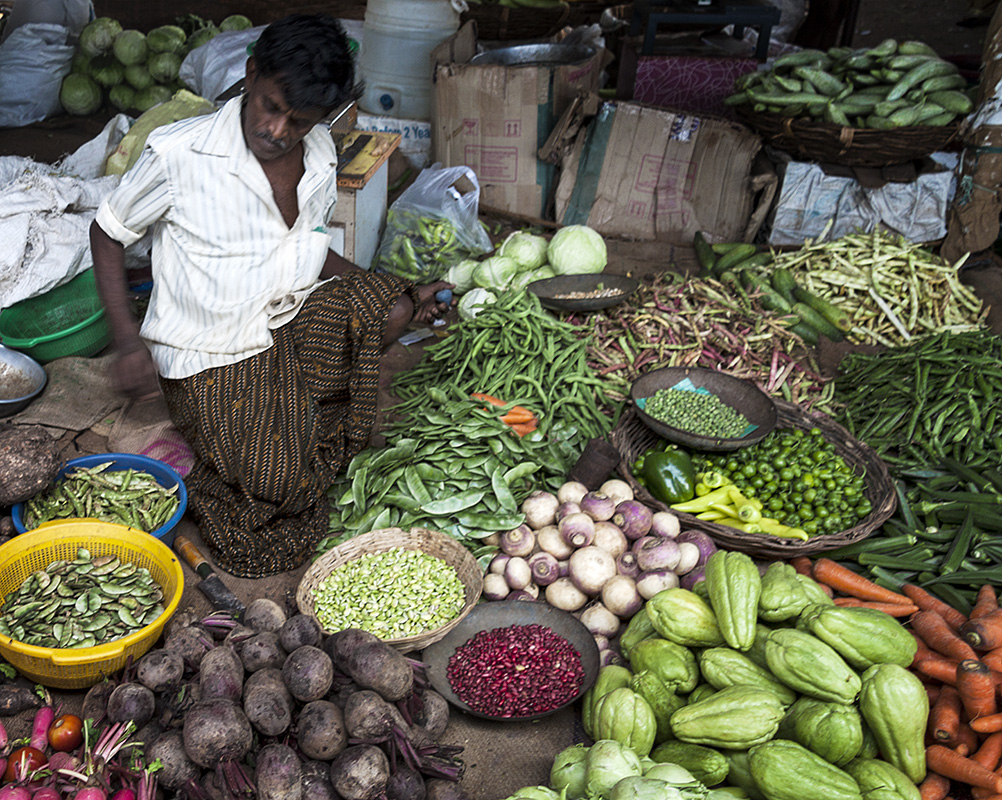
(642, 447, 696, 504)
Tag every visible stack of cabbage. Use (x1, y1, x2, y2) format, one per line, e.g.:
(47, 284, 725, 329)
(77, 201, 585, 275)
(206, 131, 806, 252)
(452, 224, 608, 320)
(59, 14, 253, 117)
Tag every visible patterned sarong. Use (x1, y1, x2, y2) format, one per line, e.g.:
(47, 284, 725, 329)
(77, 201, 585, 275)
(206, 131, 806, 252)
(160, 271, 415, 577)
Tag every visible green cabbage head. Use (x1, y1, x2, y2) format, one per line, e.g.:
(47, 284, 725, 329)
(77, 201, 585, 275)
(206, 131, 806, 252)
(500, 788, 566, 800)
(60, 73, 103, 116)
(499, 230, 549, 270)
(148, 52, 182, 84)
(220, 14, 254, 31)
(146, 25, 187, 55)
(445, 258, 481, 295)
(79, 17, 123, 58)
(473, 255, 520, 291)
(457, 288, 497, 321)
(547, 224, 607, 276)
(125, 64, 155, 91)
(113, 30, 148, 66)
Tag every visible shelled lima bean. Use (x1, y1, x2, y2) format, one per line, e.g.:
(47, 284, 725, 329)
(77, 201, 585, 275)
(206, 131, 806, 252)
(311, 548, 466, 640)
(0, 548, 165, 648)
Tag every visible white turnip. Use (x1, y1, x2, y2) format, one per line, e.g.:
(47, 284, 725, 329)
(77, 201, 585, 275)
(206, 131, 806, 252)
(599, 479, 633, 506)
(557, 480, 588, 505)
(579, 603, 620, 638)
(592, 521, 628, 558)
(535, 525, 573, 559)
(601, 574, 643, 619)
(544, 577, 588, 612)
(568, 546, 617, 596)
(521, 490, 559, 529)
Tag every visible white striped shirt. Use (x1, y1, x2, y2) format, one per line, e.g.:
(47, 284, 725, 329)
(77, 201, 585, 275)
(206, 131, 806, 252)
(95, 97, 339, 379)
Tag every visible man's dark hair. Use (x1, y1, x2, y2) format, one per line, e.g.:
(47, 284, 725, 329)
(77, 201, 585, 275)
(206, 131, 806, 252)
(252, 14, 358, 112)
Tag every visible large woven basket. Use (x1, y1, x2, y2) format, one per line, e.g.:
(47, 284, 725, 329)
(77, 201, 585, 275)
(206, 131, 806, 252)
(610, 400, 897, 559)
(736, 106, 961, 167)
(296, 527, 482, 654)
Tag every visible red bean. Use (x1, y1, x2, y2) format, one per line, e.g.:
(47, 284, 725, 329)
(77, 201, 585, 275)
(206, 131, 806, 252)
(446, 623, 584, 718)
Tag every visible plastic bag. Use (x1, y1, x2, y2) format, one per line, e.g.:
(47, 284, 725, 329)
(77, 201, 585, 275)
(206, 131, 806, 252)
(373, 163, 493, 283)
(178, 26, 266, 103)
(0, 23, 75, 128)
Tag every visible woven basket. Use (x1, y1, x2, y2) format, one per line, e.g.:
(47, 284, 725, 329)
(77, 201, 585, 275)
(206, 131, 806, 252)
(735, 106, 960, 167)
(610, 400, 897, 559)
(296, 527, 482, 654)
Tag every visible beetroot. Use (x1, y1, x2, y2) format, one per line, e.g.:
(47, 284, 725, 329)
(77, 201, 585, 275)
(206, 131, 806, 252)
(296, 700, 347, 762)
(278, 614, 323, 652)
(243, 669, 294, 737)
(136, 650, 185, 693)
(106, 682, 156, 727)
(282, 646, 333, 702)
(146, 731, 200, 790)
(237, 631, 287, 673)
(243, 598, 287, 633)
(342, 639, 413, 702)
(198, 645, 245, 701)
(254, 743, 303, 800)
(329, 745, 389, 800)
(182, 698, 253, 768)
(164, 624, 214, 671)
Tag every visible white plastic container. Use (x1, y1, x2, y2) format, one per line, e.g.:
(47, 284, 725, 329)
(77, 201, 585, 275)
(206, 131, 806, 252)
(357, 0, 465, 121)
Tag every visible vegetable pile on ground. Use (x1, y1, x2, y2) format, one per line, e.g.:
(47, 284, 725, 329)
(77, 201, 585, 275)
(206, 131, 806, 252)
(725, 38, 971, 128)
(12, 599, 467, 800)
(60, 13, 253, 116)
(318, 290, 614, 559)
(565, 273, 834, 414)
(834, 329, 1002, 473)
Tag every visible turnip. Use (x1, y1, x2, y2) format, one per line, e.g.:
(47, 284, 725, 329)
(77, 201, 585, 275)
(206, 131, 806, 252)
(556, 501, 581, 521)
(487, 553, 510, 575)
(650, 511, 681, 538)
(600, 479, 633, 506)
(592, 521, 628, 559)
(499, 525, 535, 557)
(601, 574, 643, 619)
(636, 569, 680, 599)
(568, 545, 617, 596)
(612, 500, 653, 540)
(330, 745, 390, 800)
(535, 525, 573, 560)
(482, 573, 509, 601)
(243, 668, 294, 737)
(528, 552, 560, 587)
(579, 602, 620, 637)
(182, 698, 254, 768)
(521, 490, 559, 529)
(198, 644, 245, 701)
(675, 542, 701, 575)
(544, 577, 588, 612)
(279, 614, 323, 652)
(243, 598, 287, 633)
(342, 639, 414, 702)
(559, 512, 595, 548)
(146, 731, 200, 790)
(106, 682, 155, 727)
(282, 645, 334, 702)
(136, 649, 184, 693)
(237, 630, 287, 673)
(255, 743, 303, 800)
(580, 491, 616, 521)
(297, 700, 347, 762)
(503, 557, 531, 591)
(556, 480, 588, 506)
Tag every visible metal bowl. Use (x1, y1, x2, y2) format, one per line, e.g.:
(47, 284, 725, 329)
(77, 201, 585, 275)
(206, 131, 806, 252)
(631, 366, 778, 452)
(528, 274, 640, 313)
(0, 345, 47, 418)
(470, 43, 596, 67)
(421, 601, 599, 722)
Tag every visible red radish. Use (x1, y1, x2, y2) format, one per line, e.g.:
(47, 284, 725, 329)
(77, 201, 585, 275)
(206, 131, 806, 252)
(29, 707, 54, 753)
(0, 786, 31, 800)
(31, 788, 61, 800)
(0, 718, 6, 751)
(73, 788, 107, 800)
(109, 789, 135, 800)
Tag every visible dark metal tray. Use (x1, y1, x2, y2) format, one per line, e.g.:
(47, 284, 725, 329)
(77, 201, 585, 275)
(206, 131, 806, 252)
(528, 274, 639, 313)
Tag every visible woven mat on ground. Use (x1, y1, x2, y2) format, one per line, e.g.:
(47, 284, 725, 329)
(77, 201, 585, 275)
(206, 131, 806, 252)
(11, 354, 122, 435)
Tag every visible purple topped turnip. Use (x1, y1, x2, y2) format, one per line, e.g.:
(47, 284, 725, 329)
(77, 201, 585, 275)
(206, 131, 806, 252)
(499, 525, 535, 558)
(611, 500, 653, 540)
(528, 552, 560, 587)
(521, 490, 559, 529)
(635, 536, 681, 573)
(601, 574, 643, 619)
(557, 480, 588, 506)
(650, 511, 681, 538)
(676, 530, 718, 567)
(482, 573, 509, 601)
(592, 521, 628, 559)
(580, 491, 616, 522)
(559, 512, 595, 549)
(536, 525, 573, 560)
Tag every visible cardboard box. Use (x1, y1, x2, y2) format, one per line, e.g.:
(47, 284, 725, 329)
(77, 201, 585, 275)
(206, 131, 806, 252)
(431, 22, 604, 217)
(554, 100, 768, 244)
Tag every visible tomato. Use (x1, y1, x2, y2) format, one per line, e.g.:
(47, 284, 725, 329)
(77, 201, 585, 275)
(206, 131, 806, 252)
(47, 713, 84, 752)
(3, 746, 47, 782)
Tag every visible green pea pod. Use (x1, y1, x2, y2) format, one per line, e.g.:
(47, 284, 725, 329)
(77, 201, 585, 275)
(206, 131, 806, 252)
(420, 490, 486, 516)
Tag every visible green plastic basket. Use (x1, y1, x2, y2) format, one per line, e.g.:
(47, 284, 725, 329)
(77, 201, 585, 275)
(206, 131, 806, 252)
(0, 270, 111, 363)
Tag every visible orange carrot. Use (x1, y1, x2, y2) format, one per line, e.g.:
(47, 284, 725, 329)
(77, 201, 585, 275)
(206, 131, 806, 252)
(971, 713, 1002, 735)
(914, 654, 961, 685)
(904, 583, 968, 630)
(509, 419, 538, 437)
(914, 634, 936, 665)
(957, 659, 999, 721)
(930, 685, 964, 744)
(971, 585, 1000, 621)
(919, 773, 951, 800)
(954, 722, 979, 756)
(972, 731, 1002, 770)
(926, 745, 1002, 792)
(470, 392, 506, 407)
(832, 597, 919, 616)
(790, 556, 813, 577)
(913, 610, 980, 662)
(500, 407, 536, 425)
(812, 558, 914, 605)
(817, 581, 834, 598)
(981, 648, 1002, 674)
(961, 609, 1002, 652)
(927, 683, 943, 706)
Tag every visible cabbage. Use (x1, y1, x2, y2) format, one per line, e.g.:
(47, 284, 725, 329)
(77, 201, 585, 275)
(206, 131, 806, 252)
(499, 231, 549, 270)
(148, 52, 182, 84)
(444, 258, 481, 295)
(60, 73, 103, 116)
(586, 740, 644, 799)
(473, 255, 520, 292)
(125, 64, 155, 91)
(113, 30, 148, 66)
(146, 25, 187, 55)
(187, 26, 220, 51)
(457, 288, 497, 321)
(108, 85, 136, 112)
(511, 264, 555, 292)
(547, 224, 607, 276)
(90, 55, 124, 88)
(133, 85, 174, 113)
(79, 17, 123, 58)
(71, 51, 92, 76)
(609, 777, 685, 800)
(219, 14, 254, 31)
(551, 744, 589, 799)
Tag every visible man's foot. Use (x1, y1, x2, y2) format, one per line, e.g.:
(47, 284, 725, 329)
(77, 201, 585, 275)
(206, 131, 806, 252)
(413, 281, 456, 324)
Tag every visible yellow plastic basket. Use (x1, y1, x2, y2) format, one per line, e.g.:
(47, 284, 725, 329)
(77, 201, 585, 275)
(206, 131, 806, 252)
(0, 520, 185, 689)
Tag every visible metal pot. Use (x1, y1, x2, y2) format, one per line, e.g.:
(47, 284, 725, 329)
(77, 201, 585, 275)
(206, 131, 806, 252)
(0, 345, 47, 417)
(470, 43, 597, 67)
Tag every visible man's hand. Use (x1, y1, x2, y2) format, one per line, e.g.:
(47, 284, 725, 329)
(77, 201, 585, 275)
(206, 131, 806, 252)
(413, 281, 456, 324)
(112, 347, 161, 402)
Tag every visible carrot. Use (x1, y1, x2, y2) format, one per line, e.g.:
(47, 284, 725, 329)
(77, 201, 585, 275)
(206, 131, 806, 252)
(509, 419, 538, 437)
(470, 392, 506, 407)
(954, 722, 979, 756)
(790, 556, 813, 577)
(914, 654, 961, 685)
(914, 635, 936, 666)
(912, 610, 980, 662)
(927, 683, 943, 706)
(904, 583, 969, 630)
(831, 597, 919, 616)
(919, 772, 951, 800)
(961, 609, 1002, 652)
(971, 585, 1000, 620)
(930, 685, 964, 744)
(981, 648, 1002, 674)
(926, 744, 1002, 792)
(971, 713, 1002, 734)
(957, 659, 999, 721)
(500, 407, 535, 425)
(813, 558, 914, 605)
(972, 731, 1002, 770)
(817, 581, 834, 598)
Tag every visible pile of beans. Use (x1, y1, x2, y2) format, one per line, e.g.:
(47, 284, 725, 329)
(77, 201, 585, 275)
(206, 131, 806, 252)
(642, 387, 751, 439)
(446, 623, 584, 718)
